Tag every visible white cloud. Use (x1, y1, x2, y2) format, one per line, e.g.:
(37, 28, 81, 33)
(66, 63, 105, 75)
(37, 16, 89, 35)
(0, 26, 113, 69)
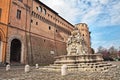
(40, 0, 80, 24)
(40, 0, 120, 51)
(99, 0, 108, 4)
(40, 0, 120, 26)
(80, 6, 102, 25)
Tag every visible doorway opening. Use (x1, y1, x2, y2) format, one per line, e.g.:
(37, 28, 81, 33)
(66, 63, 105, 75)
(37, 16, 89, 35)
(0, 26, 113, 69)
(10, 39, 21, 63)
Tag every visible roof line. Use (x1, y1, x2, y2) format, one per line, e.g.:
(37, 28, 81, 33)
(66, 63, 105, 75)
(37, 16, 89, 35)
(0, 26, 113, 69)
(34, 0, 74, 27)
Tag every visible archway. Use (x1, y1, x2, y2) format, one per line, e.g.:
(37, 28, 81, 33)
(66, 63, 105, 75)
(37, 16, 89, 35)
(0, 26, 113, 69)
(0, 36, 3, 62)
(10, 39, 21, 63)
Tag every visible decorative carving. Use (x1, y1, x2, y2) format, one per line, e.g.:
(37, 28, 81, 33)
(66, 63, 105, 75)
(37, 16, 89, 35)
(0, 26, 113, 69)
(66, 28, 88, 55)
(49, 27, 111, 72)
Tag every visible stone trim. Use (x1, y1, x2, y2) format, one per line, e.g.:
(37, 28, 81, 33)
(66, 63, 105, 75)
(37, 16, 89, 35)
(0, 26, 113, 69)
(6, 35, 25, 64)
(0, 28, 6, 62)
(0, 41, 3, 62)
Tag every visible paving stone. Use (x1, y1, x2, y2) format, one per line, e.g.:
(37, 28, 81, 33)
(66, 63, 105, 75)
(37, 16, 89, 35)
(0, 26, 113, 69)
(0, 62, 120, 80)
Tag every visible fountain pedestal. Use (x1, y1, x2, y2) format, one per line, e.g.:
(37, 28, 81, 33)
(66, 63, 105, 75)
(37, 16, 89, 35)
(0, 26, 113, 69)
(48, 29, 114, 71)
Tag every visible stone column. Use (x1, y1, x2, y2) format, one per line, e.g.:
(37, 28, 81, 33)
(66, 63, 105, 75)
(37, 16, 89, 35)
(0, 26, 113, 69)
(25, 65, 30, 73)
(61, 64, 67, 76)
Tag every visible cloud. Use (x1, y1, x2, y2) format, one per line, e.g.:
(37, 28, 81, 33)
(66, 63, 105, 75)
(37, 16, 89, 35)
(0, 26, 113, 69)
(40, 0, 120, 51)
(40, 0, 80, 24)
(40, 0, 120, 26)
(80, 6, 102, 25)
(99, 0, 108, 4)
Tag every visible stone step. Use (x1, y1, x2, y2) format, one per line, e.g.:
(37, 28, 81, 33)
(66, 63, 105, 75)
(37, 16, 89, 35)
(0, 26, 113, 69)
(47, 65, 111, 72)
(49, 62, 113, 70)
(52, 64, 78, 66)
(49, 65, 78, 69)
(54, 60, 76, 64)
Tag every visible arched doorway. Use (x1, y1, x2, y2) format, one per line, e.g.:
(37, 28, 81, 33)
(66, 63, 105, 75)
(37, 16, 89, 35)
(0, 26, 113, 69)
(0, 30, 5, 63)
(10, 39, 21, 63)
(0, 36, 3, 62)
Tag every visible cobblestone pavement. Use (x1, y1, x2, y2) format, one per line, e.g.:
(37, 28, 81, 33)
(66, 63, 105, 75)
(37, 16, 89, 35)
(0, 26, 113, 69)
(0, 61, 120, 80)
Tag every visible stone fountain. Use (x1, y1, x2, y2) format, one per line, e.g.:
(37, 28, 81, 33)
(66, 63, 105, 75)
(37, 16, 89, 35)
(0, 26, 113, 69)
(48, 28, 115, 71)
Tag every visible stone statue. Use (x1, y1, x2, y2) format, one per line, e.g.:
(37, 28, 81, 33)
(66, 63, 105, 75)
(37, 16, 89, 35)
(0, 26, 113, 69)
(66, 28, 88, 55)
(50, 27, 108, 72)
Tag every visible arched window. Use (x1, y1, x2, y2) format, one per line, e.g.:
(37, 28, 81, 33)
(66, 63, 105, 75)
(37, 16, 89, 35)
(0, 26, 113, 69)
(36, 7, 38, 10)
(43, 9, 46, 15)
(38, 6, 42, 12)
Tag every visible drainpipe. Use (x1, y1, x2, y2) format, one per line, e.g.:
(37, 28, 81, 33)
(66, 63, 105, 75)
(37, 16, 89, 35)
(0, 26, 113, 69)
(25, 0, 29, 64)
(26, 0, 33, 65)
(28, 0, 33, 65)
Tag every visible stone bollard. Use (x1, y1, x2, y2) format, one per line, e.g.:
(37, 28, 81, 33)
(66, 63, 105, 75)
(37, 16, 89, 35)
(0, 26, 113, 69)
(61, 64, 67, 76)
(25, 65, 30, 73)
(6, 64, 10, 71)
(35, 64, 39, 69)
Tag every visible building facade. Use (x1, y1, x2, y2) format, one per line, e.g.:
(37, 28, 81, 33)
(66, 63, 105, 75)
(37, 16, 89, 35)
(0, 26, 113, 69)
(0, 0, 74, 65)
(29, 0, 74, 65)
(0, 0, 91, 65)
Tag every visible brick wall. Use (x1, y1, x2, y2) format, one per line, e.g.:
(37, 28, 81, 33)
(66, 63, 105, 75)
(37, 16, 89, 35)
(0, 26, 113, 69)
(30, 34, 67, 65)
(30, 34, 56, 65)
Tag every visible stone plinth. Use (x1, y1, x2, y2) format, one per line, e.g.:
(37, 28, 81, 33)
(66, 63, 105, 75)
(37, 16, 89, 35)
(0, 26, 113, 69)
(55, 54, 103, 64)
(48, 54, 113, 71)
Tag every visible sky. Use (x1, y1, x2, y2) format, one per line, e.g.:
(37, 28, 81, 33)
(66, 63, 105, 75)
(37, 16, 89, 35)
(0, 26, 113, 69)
(40, 0, 120, 52)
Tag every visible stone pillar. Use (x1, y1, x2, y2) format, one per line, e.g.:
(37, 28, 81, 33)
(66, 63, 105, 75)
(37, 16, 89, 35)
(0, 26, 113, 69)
(61, 64, 67, 76)
(35, 64, 39, 69)
(6, 64, 10, 71)
(25, 65, 30, 73)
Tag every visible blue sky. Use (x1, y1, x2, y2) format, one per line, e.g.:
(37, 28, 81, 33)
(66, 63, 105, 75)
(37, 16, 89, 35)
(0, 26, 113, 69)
(40, 0, 120, 51)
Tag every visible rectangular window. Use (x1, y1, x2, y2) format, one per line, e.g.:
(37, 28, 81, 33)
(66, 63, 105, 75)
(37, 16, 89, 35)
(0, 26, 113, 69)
(31, 19, 33, 23)
(49, 26, 51, 30)
(0, 8, 2, 20)
(36, 22, 38, 25)
(16, 9, 21, 19)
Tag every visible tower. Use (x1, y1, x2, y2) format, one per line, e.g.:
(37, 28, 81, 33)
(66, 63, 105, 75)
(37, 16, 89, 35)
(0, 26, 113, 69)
(75, 23, 91, 53)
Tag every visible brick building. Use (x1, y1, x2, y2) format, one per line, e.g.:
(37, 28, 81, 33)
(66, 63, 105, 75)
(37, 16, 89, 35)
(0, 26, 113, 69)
(0, 0, 11, 64)
(0, 0, 91, 65)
